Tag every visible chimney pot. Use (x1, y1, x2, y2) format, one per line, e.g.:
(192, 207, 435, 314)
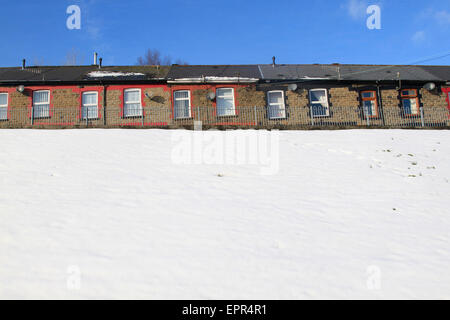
(94, 52, 98, 65)
(22, 59, 26, 70)
(99, 58, 103, 69)
(272, 56, 276, 67)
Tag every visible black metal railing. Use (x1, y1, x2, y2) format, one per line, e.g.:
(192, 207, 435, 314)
(0, 105, 448, 129)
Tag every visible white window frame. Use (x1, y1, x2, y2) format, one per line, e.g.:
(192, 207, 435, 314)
(123, 88, 143, 118)
(216, 88, 236, 117)
(173, 90, 192, 119)
(360, 91, 378, 118)
(309, 88, 330, 117)
(400, 89, 420, 116)
(0, 92, 8, 120)
(82, 91, 99, 120)
(33, 90, 50, 119)
(267, 90, 286, 119)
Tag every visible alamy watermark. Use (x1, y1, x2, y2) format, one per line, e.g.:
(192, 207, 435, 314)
(171, 128, 280, 176)
(67, 265, 82, 291)
(366, 265, 382, 290)
(66, 5, 81, 30)
(65, 3, 380, 31)
(366, 5, 381, 30)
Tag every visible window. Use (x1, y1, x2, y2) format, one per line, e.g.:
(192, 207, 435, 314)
(309, 89, 329, 117)
(173, 90, 191, 119)
(401, 89, 420, 116)
(267, 91, 286, 119)
(123, 89, 142, 117)
(0, 93, 7, 120)
(361, 91, 378, 117)
(82, 92, 99, 120)
(33, 90, 50, 118)
(216, 88, 235, 116)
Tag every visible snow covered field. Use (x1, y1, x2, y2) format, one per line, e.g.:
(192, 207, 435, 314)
(0, 129, 449, 300)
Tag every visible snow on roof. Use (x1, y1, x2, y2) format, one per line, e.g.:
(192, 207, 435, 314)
(87, 71, 146, 78)
(301, 76, 333, 80)
(168, 76, 259, 83)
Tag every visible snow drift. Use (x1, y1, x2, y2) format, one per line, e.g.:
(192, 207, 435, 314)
(0, 129, 449, 299)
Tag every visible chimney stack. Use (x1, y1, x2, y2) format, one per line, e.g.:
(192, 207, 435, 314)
(94, 52, 98, 65)
(22, 59, 26, 70)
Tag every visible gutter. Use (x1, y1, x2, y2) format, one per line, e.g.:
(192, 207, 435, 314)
(0, 79, 167, 86)
(0, 80, 64, 84)
(167, 78, 259, 84)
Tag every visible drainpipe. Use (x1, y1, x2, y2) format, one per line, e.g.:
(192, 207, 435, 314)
(102, 82, 107, 126)
(376, 81, 385, 126)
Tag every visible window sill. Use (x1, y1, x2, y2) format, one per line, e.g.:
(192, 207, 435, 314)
(217, 114, 238, 118)
(33, 116, 51, 120)
(402, 114, 421, 118)
(122, 115, 144, 119)
(268, 117, 287, 120)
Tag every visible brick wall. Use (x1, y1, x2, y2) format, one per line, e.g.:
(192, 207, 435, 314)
(1, 83, 449, 129)
(105, 85, 171, 127)
(5, 89, 30, 127)
(50, 89, 80, 125)
(420, 89, 449, 126)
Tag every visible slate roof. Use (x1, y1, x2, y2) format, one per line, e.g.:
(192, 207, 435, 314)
(166, 65, 261, 80)
(168, 64, 450, 82)
(0, 65, 170, 83)
(258, 64, 448, 82)
(420, 66, 450, 82)
(0, 63, 449, 84)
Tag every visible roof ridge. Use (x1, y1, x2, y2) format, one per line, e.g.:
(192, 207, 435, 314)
(1, 63, 449, 69)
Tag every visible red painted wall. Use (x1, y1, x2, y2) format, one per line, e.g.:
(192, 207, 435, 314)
(443, 87, 450, 114)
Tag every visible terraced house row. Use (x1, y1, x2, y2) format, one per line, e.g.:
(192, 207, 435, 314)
(1, 60, 450, 129)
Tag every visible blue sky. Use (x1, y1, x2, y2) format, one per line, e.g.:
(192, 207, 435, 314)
(0, 0, 449, 67)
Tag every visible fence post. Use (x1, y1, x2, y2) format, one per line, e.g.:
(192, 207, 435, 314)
(86, 107, 89, 127)
(310, 105, 314, 126)
(30, 105, 34, 126)
(364, 105, 370, 126)
(141, 107, 144, 127)
(420, 106, 425, 127)
(254, 106, 257, 126)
